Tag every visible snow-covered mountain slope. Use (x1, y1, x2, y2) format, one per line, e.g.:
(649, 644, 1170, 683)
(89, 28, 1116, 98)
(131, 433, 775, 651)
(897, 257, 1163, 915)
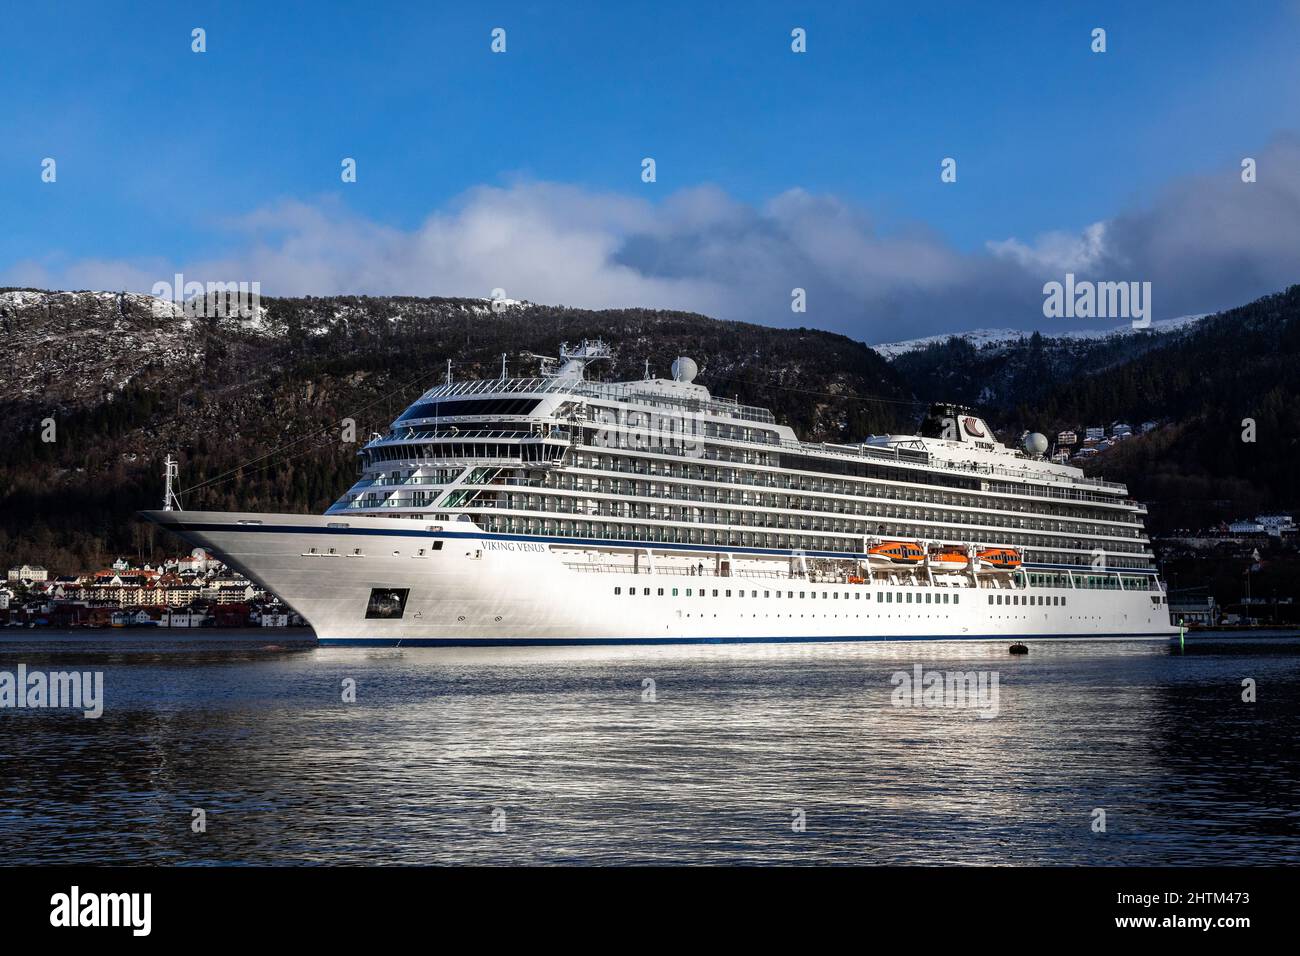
(872, 313, 1210, 360)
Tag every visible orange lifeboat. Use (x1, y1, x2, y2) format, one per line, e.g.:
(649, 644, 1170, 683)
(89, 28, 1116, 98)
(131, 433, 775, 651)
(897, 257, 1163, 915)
(927, 549, 970, 572)
(867, 541, 925, 566)
(977, 547, 1022, 570)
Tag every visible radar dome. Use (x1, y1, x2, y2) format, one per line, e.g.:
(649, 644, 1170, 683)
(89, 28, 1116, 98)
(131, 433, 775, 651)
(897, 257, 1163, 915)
(671, 356, 698, 383)
(1022, 432, 1049, 456)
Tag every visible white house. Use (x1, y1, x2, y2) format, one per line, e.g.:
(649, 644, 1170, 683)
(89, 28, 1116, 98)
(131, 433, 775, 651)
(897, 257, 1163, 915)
(1255, 514, 1296, 537)
(6, 564, 48, 583)
(162, 608, 208, 628)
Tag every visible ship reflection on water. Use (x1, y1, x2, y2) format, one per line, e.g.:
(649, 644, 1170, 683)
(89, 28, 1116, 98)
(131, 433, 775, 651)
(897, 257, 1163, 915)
(1, 632, 1297, 865)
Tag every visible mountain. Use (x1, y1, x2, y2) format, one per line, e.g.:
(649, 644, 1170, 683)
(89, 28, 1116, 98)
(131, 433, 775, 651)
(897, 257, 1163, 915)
(0, 289, 914, 570)
(1000, 286, 1300, 530)
(884, 315, 1209, 410)
(872, 314, 1208, 361)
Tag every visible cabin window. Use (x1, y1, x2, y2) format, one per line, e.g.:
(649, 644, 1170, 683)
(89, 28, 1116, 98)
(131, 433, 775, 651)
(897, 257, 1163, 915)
(954, 594, 959, 604)
(988, 595, 994, 605)
(672, 588, 679, 596)
(433, 541, 444, 550)
(657, 588, 664, 596)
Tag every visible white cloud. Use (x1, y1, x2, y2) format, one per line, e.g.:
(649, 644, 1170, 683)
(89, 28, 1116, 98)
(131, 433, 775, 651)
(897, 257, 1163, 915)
(7, 137, 1300, 341)
(986, 221, 1109, 274)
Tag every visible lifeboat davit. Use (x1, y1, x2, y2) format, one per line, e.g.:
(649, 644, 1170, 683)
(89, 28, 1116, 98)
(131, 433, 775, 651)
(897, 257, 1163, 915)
(927, 549, 970, 572)
(867, 541, 925, 565)
(977, 547, 1022, 570)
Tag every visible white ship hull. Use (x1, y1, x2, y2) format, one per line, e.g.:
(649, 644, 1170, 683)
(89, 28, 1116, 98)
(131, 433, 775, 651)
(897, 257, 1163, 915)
(144, 510, 1177, 645)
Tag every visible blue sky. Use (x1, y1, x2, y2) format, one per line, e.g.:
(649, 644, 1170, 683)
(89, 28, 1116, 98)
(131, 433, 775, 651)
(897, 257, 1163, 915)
(3, 1, 1300, 340)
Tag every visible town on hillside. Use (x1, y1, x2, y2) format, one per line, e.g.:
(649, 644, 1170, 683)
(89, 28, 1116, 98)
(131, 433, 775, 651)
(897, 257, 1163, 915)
(1155, 512, 1299, 627)
(1050, 420, 1158, 464)
(1, 550, 307, 629)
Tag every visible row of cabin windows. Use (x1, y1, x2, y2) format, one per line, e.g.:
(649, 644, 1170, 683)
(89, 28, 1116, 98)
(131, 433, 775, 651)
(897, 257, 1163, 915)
(304, 542, 444, 556)
(559, 453, 1140, 526)
(568, 450, 1129, 511)
(473, 515, 1153, 569)
(366, 442, 1136, 522)
(990, 593, 1066, 606)
(613, 586, 961, 605)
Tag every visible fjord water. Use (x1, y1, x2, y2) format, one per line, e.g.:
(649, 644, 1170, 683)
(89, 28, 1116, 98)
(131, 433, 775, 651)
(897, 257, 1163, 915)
(1, 632, 1297, 865)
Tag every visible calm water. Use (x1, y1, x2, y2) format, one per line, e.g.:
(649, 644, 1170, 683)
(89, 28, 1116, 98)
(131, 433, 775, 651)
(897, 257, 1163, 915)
(1, 630, 1297, 865)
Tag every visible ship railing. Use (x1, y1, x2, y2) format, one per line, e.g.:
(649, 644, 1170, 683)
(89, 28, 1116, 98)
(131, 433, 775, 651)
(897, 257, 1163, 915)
(416, 376, 777, 424)
(377, 415, 1131, 502)
(564, 434, 1130, 504)
(369, 428, 575, 446)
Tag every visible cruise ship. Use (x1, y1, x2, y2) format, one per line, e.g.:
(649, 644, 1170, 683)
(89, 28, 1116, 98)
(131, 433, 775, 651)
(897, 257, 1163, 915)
(144, 341, 1176, 645)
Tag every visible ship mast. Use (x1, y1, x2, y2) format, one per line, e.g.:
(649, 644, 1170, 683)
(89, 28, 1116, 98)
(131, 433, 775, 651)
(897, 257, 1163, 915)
(162, 454, 183, 512)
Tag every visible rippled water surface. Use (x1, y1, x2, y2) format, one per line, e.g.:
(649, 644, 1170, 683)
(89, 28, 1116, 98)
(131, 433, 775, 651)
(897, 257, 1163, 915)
(1, 630, 1298, 865)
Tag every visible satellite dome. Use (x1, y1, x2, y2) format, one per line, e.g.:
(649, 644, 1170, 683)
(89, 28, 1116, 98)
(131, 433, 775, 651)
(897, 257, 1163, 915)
(671, 356, 698, 383)
(1022, 432, 1049, 456)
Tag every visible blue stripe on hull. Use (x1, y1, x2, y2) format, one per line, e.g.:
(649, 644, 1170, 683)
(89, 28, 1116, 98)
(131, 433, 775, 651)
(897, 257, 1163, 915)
(318, 631, 1174, 647)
